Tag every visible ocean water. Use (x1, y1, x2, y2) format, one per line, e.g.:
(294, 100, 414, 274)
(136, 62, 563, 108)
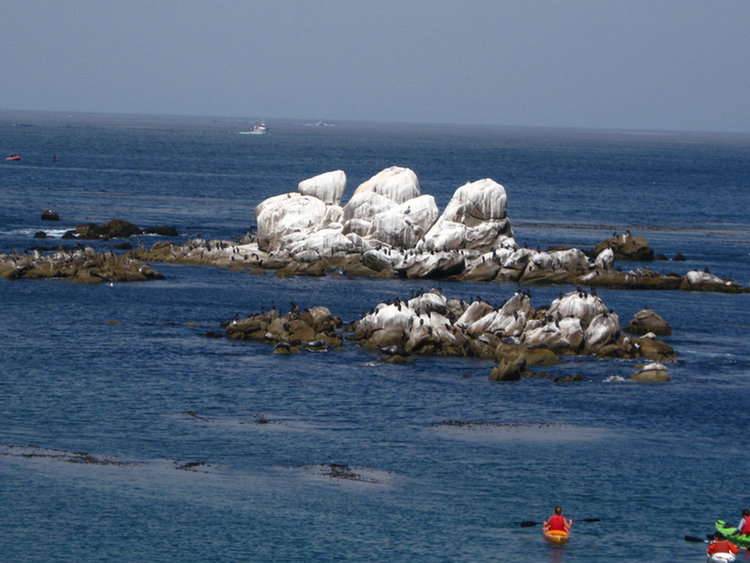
(1, 111, 749, 563)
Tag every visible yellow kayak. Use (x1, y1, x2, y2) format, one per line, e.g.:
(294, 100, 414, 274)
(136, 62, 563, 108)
(543, 529, 570, 544)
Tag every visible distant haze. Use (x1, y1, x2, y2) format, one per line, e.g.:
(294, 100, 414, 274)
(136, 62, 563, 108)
(3, 1, 749, 133)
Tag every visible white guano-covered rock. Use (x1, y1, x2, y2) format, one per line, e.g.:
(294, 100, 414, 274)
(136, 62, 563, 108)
(369, 195, 439, 248)
(356, 302, 414, 337)
(595, 247, 615, 270)
(502, 248, 534, 271)
(583, 312, 620, 352)
(255, 193, 328, 251)
(298, 170, 347, 205)
(351, 166, 420, 204)
(284, 228, 356, 259)
(456, 301, 495, 329)
(407, 290, 448, 316)
(341, 192, 396, 236)
(442, 178, 508, 224)
(422, 179, 515, 252)
(685, 270, 726, 286)
(547, 291, 609, 328)
(550, 248, 590, 272)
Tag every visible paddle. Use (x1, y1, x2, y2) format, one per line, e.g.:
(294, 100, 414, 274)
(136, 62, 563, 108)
(520, 518, 600, 527)
(685, 535, 749, 551)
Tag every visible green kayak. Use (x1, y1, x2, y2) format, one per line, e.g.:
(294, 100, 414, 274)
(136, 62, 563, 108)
(715, 519, 750, 548)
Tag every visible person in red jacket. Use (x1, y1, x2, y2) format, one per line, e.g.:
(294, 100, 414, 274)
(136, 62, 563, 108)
(543, 506, 573, 532)
(736, 509, 750, 536)
(707, 532, 739, 558)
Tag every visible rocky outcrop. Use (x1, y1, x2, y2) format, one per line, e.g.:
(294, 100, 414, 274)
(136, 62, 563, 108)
(349, 288, 673, 366)
(225, 304, 343, 350)
(60, 219, 178, 240)
(591, 231, 654, 261)
(63, 219, 142, 240)
(681, 269, 744, 292)
(217, 289, 677, 383)
(129, 167, 746, 293)
(41, 209, 60, 221)
(625, 309, 672, 336)
(0, 247, 163, 283)
(631, 362, 670, 383)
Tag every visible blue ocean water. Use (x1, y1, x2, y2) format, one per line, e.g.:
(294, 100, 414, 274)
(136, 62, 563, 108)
(1, 111, 749, 563)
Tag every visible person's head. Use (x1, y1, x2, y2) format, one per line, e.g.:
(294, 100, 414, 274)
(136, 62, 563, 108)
(743, 509, 750, 517)
(554, 506, 562, 515)
(715, 532, 725, 541)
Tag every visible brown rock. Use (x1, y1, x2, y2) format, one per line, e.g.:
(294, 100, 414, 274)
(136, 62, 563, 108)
(489, 356, 526, 382)
(635, 337, 676, 362)
(592, 232, 654, 261)
(625, 309, 672, 336)
(630, 363, 670, 383)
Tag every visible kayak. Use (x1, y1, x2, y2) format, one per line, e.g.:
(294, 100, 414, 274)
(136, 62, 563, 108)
(543, 529, 569, 544)
(715, 520, 750, 548)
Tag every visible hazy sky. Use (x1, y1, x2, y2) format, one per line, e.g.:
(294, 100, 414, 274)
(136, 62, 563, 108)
(3, 1, 749, 132)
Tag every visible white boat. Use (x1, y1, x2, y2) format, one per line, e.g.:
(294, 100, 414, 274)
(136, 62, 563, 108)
(239, 122, 268, 135)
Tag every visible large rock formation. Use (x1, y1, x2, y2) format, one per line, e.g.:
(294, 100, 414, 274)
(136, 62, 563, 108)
(222, 289, 677, 383)
(349, 288, 671, 364)
(132, 166, 747, 293)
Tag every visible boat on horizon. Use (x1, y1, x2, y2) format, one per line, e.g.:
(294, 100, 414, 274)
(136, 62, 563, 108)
(5, 153, 21, 161)
(239, 122, 268, 135)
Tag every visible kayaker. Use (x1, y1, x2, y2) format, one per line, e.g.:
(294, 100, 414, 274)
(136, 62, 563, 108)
(543, 506, 572, 533)
(736, 509, 750, 535)
(707, 532, 739, 557)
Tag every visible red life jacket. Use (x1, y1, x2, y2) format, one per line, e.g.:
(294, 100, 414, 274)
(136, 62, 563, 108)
(741, 518, 750, 535)
(548, 514, 566, 531)
(708, 540, 739, 555)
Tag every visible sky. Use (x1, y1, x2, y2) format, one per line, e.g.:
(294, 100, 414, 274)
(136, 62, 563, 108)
(3, 0, 750, 133)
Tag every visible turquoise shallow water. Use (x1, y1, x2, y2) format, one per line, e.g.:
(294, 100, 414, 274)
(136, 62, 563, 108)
(1, 112, 749, 563)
